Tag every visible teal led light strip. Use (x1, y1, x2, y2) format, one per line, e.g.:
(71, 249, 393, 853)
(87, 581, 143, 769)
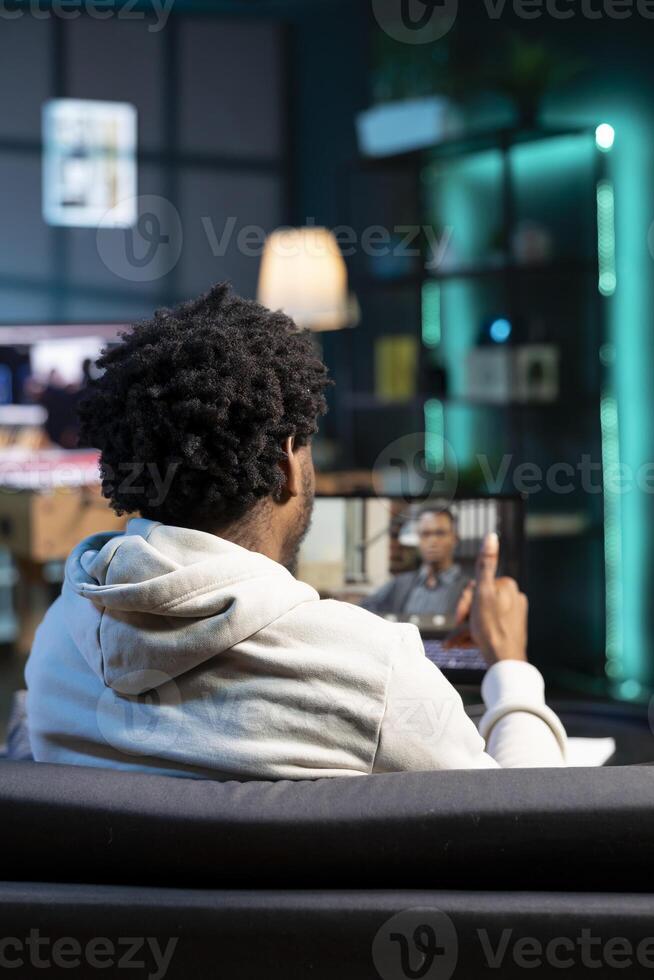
(600, 390, 624, 684)
(422, 281, 444, 474)
(596, 161, 638, 695)
(607, 114, 654, 695)
(424, 398, 444, 473)
(597, 176, 620, 677)
(597, 179, 617, 297)
(421, 280, 441, 348)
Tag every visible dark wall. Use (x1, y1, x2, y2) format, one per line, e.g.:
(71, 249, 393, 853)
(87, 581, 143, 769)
(288, 0, 371, 227)
(0, 0, 372, 327)
(0, 9, 289, 324)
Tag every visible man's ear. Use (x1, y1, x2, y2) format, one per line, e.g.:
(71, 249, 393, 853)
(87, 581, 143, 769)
(279, 436, 301, 499)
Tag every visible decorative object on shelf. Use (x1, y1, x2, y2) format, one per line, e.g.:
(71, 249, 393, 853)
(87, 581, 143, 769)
(512, 221, 554, 265)
(526, 512, 592, 539)
(375, 335, 418, 402)
(515, 345, 559, 404)
(465, 344, 559, 404)
(356, 96, 462, 159)
(257, 227, 357, 332)
(466, 347, 515, 405)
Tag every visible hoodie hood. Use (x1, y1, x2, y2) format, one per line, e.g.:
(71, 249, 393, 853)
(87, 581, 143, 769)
(61, 518, 318, 695)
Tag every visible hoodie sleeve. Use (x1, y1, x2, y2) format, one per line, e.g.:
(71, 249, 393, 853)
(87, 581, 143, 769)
(372, 627, 567, 772)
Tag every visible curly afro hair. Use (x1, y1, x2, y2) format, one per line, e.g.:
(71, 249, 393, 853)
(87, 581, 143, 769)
(78, 283, 331, 528)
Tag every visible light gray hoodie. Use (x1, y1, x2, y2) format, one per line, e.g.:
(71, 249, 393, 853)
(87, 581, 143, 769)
(25, 518, 567, 779)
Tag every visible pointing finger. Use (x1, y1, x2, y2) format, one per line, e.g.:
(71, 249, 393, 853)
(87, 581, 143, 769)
(476, 532, 499, 590)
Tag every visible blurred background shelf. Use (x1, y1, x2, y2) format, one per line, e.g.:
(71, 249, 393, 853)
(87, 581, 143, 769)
(331, 120, 608, 681)
(352, 257, 597, 289)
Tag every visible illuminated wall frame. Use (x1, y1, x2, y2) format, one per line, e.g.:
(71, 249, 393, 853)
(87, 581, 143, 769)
(42, 98, 137, 229)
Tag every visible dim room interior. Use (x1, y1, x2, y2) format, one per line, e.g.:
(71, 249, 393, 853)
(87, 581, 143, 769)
(3, 2, 654, 976)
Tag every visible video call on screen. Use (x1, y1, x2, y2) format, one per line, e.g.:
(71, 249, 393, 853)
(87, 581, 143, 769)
(297, 496, 523, 630)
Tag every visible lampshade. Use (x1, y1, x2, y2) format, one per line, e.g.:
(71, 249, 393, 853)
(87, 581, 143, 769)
(257, 227, 351, 331)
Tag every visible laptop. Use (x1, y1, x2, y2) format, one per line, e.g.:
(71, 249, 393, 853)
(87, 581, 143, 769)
(297, 494, 526, 683)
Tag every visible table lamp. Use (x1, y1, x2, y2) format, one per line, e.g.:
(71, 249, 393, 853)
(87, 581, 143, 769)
(257, 227, 356, 331)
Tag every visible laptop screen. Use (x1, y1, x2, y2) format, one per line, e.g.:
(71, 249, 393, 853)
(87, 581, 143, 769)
(297, 495, 525, 675)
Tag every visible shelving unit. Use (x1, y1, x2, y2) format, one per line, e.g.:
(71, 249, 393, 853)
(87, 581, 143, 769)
(332, 124, 612, 685)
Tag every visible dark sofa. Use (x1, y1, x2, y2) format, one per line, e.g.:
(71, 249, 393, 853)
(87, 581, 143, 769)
(2, 759, 654, 979)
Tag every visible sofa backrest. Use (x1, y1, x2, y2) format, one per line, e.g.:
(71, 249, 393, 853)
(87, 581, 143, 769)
(2, 761, 653, 891)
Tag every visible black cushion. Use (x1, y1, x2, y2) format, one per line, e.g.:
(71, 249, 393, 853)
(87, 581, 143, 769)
(2, 883, 654, 980)
(2, 760, 654, 891)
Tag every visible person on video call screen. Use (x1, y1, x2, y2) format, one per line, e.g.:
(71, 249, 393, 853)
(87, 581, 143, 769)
(361, 507, 468, 619)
